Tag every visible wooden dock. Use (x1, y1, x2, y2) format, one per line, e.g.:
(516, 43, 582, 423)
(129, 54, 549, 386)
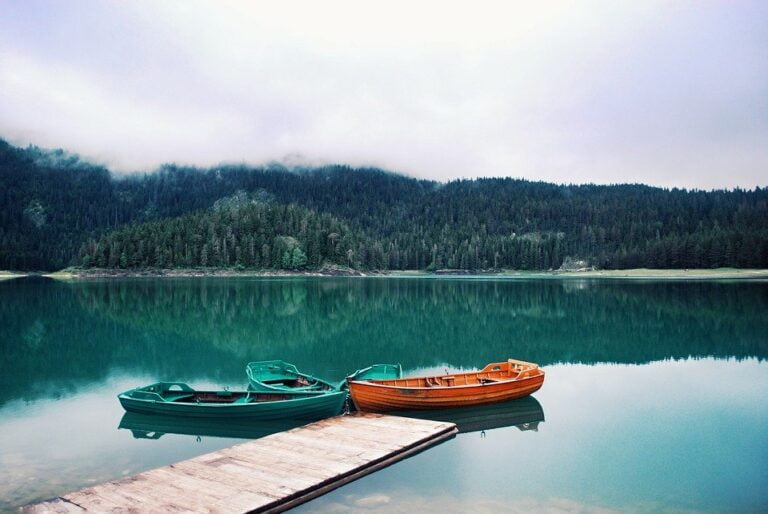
(25, 413, 457, 513)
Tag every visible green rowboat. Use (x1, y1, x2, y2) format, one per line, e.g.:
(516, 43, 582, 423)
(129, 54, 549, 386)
(118, 382, 346, 420)
(246, 360, 338, 393)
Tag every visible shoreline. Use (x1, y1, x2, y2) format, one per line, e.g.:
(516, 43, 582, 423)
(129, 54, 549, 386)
(29, 267, 768, 281)
(0, 271, 28, 281)
(42, 267, 371, 280)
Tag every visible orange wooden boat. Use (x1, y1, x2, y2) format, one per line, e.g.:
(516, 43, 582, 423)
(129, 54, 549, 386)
(347, 359, 545, 412)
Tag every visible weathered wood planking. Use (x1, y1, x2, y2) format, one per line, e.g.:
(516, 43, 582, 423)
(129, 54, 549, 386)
(24, 413, 457, 514)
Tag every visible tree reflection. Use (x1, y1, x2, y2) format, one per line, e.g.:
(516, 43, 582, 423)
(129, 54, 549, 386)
(1, 277, 766, 406)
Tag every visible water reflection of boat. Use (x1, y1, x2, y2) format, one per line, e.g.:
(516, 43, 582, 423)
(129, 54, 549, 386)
(118, 412, 306, 440)
(390, 396, 545, 434)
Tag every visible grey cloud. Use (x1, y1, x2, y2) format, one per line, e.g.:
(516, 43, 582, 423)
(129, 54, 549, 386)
(0, 0, 766, 189)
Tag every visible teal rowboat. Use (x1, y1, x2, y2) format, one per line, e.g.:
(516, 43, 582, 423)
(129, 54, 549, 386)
(246, 360, 338, 393)
(118, 382, 346, 420)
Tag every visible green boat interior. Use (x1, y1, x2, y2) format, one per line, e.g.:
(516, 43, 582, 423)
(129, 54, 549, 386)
(260, 377, 322, 389)
(246, 360, 334, 391)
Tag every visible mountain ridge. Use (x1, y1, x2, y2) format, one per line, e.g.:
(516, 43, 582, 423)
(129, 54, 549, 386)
(1, 138, 767, 271)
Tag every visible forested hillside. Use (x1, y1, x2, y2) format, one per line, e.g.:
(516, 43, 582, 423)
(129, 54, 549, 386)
(1, 138, 767, 271)
(80, 193, 361, 270)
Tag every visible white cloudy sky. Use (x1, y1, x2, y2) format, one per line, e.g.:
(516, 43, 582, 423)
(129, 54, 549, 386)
(0, 1, 766, 188)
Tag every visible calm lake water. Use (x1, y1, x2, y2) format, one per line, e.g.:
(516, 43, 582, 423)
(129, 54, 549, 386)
(1, 277, 766, 512)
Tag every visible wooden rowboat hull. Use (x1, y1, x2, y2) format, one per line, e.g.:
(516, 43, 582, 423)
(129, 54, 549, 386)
(348, 360, 545, 412)
(349, 374, 543, 411)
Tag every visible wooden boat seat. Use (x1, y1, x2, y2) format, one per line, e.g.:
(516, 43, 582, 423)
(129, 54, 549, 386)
(480, 377, 501, 384)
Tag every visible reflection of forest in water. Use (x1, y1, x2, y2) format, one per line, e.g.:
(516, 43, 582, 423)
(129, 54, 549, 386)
(1, 277, 766, 405)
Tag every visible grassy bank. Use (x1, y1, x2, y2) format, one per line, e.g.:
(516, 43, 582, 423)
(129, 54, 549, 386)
(412, 268, 768, 280)
(0, 271, 27, 281)
(44, 266, 370, 280)
(38, 267, 768, 281)
(530, 268, 768, 279)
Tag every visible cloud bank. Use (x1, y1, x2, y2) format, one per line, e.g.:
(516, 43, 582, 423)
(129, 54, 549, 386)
(1, 0, 766, 188)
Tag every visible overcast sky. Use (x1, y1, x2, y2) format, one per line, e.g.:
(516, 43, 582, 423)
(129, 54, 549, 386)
(1, 1, 766, 188)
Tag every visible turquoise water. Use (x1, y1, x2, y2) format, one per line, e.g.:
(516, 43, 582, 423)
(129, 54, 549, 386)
(1, 277, 766, 512)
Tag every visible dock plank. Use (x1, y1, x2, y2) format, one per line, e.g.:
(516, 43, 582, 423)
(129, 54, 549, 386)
(25, 413, 457, 514)
(234, 443, 355, 474)
(240, 435, 380, 466)
(167, 460, 285, 503)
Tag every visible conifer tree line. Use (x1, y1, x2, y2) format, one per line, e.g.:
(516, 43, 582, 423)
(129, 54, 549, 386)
(1, 138, 767, 271)
(80, 194, 359, 270)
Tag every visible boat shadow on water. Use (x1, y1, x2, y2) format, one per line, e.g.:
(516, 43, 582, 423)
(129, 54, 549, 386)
(388, 396, 545, 434)
(118, 412, 308, 441)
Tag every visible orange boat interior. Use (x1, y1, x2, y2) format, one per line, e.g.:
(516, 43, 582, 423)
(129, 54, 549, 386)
(363, 360, 542, 388)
